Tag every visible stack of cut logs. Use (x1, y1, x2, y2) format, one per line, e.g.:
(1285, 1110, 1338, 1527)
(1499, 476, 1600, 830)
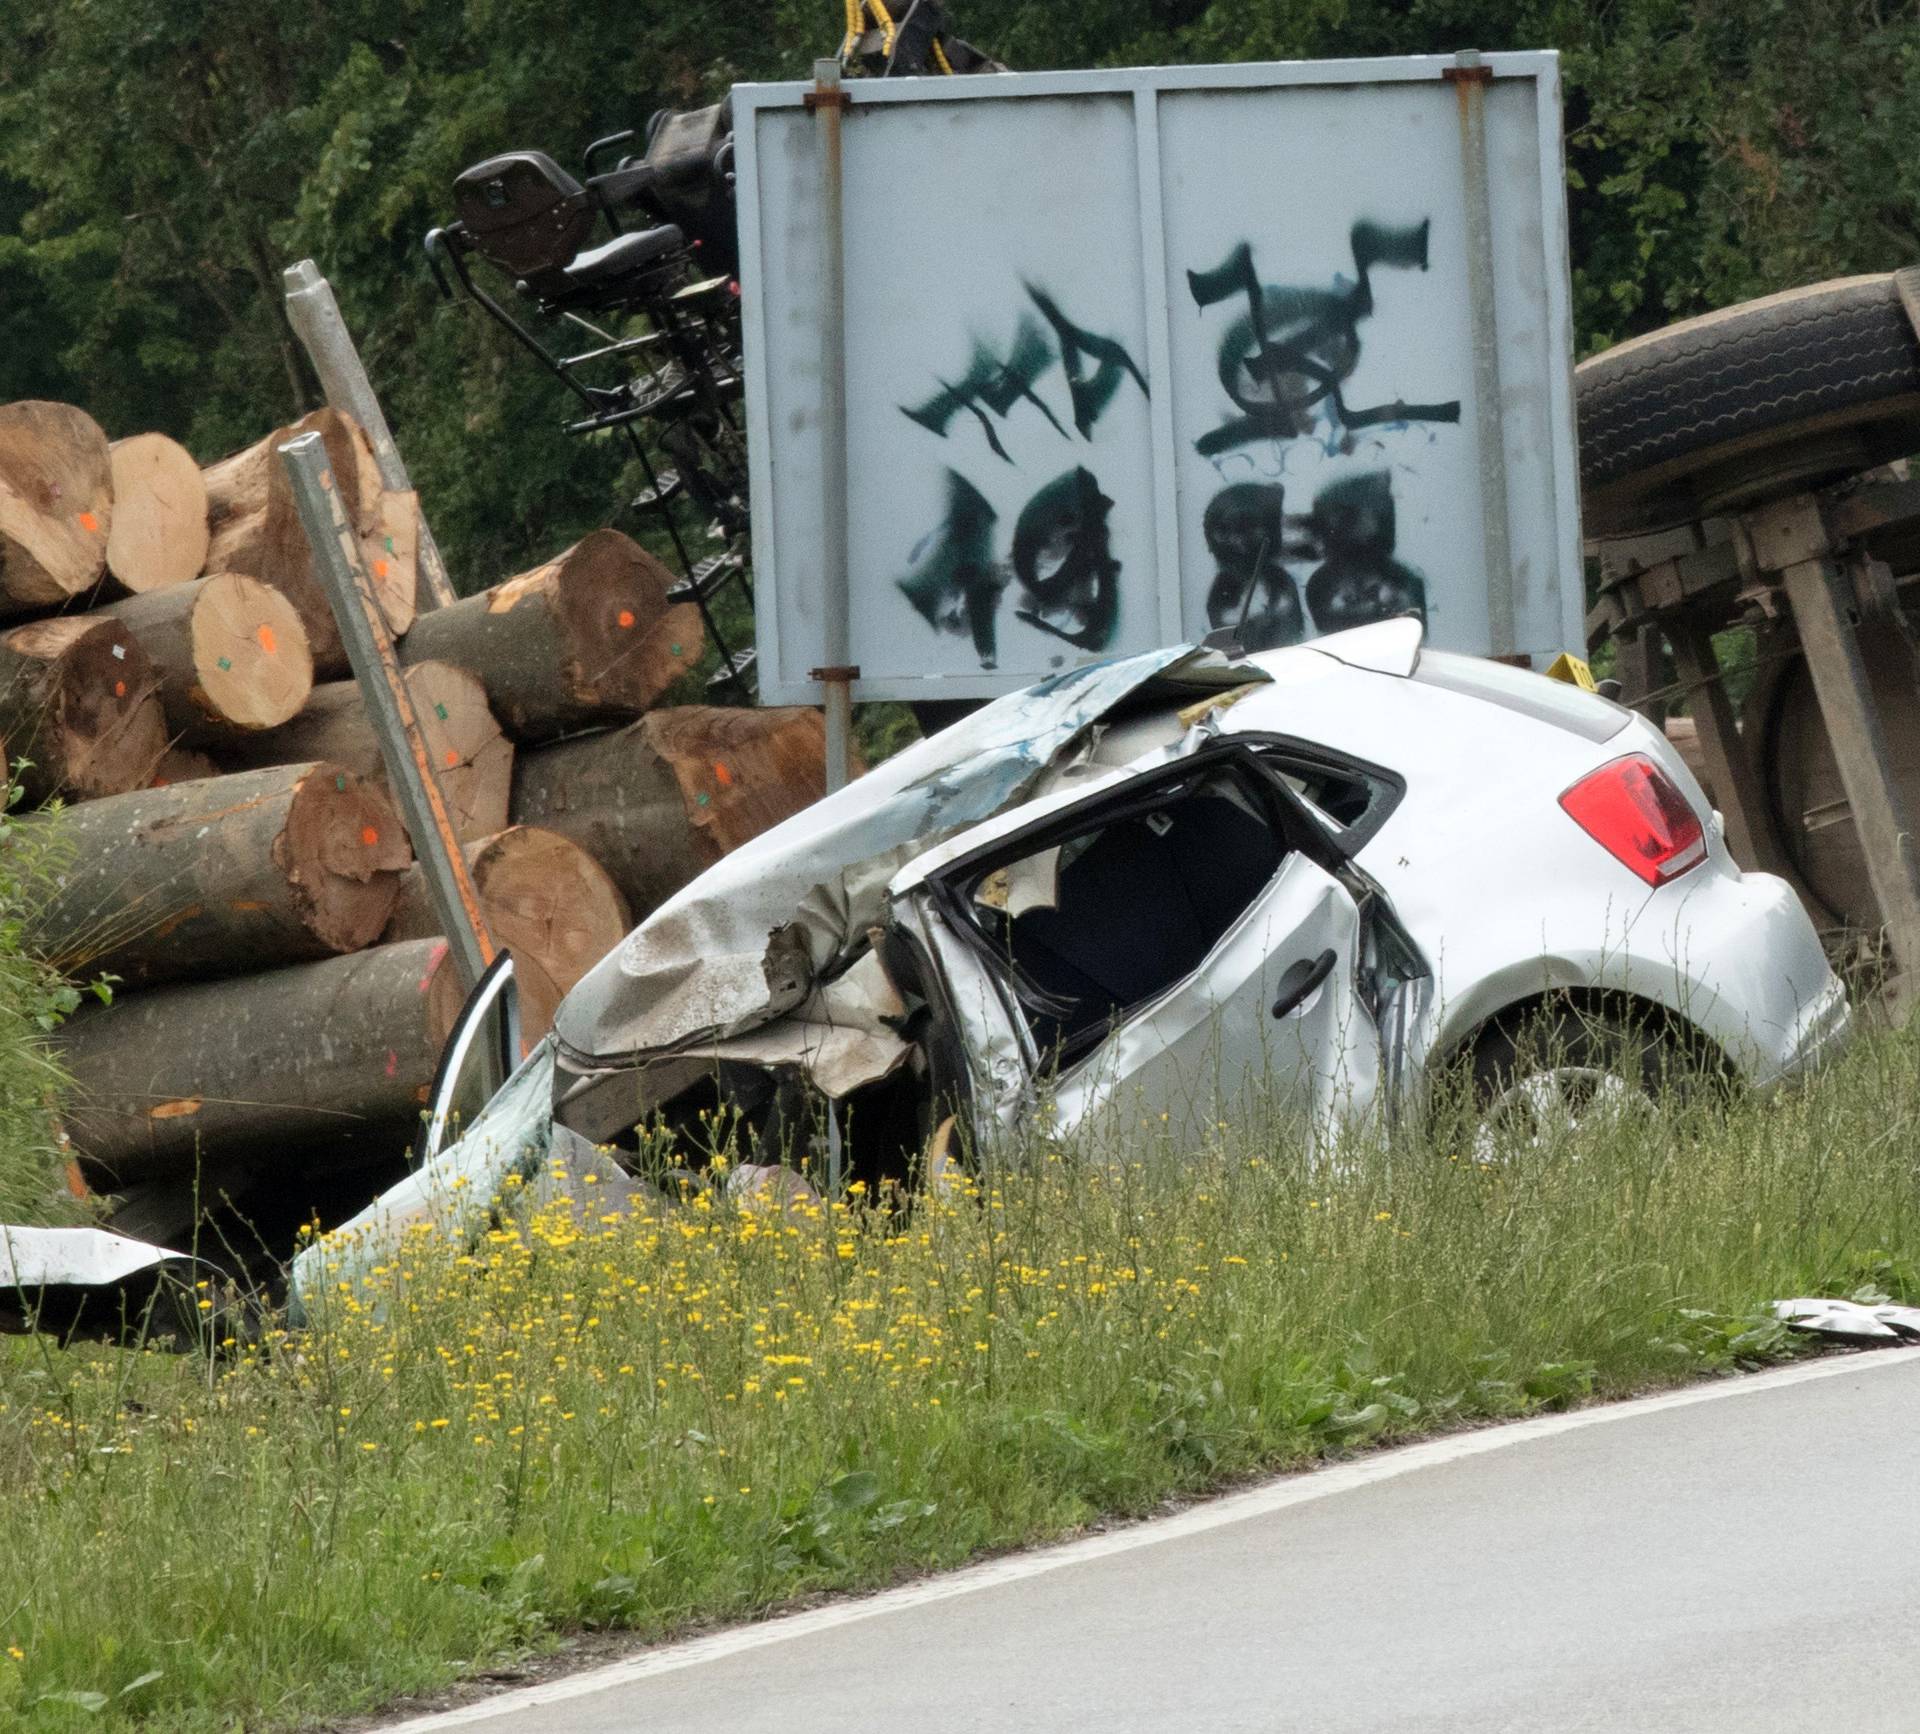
(0, 399, 826, 1244)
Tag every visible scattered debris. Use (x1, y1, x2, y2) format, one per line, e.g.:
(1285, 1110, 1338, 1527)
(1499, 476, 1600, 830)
(1774, 1298, 1920, 1346)
(0, 1225, 198, 1341)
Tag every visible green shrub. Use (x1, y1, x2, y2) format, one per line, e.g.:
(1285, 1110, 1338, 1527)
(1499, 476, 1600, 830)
(0, 779, 97, 1224)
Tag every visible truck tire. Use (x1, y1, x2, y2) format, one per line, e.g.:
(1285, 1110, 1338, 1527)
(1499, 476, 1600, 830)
(1578, 274, 1920, 538)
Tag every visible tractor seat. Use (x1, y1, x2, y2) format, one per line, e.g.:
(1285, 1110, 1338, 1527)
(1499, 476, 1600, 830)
(564, 225, 685, 288)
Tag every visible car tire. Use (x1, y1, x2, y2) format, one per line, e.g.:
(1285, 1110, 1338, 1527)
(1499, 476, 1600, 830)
(1468, 1002, 1709, 1155)
(1578, 274, 1920, 538)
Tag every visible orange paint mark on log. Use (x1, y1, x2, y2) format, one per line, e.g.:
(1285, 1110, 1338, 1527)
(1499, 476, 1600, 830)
(385, 1049, 398, 1077)
(444, 749, 459, 768)
(113, 680, 126, 698)
(147, 1098, 202, 1121)
(373, 559, 390, 580)
(257, 624, 278, 655)
(420, 940, 449, 990)
(361, 825, 379, 847)
(616, 609, 635, 629)
(713, 761, 734, 789)
(78, 511, 99, 533)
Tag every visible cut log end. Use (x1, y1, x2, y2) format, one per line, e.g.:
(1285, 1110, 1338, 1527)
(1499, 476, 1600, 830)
(0, 617, 169, 799)
(365, 489, 419, 639)
(382, 825, 629, 1042)
(191, 573, 313, 730)
(548, 533, 702, 713)
(199, 408, 409, 671)
(406, 660, 514, 841)
(477, 827, 629, 1041)
(0, 400, 112, 608)
(107, 433, 210, 592)
(280, 764, 413, 953)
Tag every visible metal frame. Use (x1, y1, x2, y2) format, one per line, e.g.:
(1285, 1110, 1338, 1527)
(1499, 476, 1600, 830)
(421, 226, 758, 700)
(732, 51, 1581, 705)
(1589, 475, 1920, 1008)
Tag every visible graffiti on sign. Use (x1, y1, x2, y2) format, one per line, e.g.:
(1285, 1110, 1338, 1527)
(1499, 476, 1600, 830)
(897, 471, 1004, 664)
(894, 221, 1460, 667)
(1185, 218, 1455, 646)
(1185, 221, 1461, 457)
(897, 288, 1146, 667)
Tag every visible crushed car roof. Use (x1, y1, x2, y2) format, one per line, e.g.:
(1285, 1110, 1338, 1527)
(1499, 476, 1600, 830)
(553, 641, 1279, 1071)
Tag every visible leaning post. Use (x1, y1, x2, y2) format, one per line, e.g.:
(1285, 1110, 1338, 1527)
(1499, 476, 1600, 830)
(280, 431, 495, 994)
(283, 259, 459, 610)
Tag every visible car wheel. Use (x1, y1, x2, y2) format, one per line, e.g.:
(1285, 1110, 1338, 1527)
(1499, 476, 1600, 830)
(1578, 273, 1920, 538)
(1467, 1005, 1694, 1159)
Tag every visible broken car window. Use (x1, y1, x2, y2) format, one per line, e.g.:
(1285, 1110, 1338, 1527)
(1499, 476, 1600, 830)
(958, 761, 1287, 1068)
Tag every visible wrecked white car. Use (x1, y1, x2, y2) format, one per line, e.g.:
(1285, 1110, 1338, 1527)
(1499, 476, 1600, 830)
(283, 619, 1847, 1313)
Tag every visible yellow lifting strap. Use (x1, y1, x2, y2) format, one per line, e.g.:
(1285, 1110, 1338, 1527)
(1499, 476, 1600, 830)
(841, 0, 897, 60)
(840, 0, 957, 71)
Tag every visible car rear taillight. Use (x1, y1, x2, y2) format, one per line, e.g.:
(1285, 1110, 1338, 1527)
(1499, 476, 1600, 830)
(1558, 754, 1707, 886)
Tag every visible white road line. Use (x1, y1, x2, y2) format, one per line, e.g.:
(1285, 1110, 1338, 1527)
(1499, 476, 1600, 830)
(383, 1345, 1920, 1730)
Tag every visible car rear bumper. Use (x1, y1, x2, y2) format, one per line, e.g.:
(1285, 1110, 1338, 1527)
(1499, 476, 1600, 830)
(1642, 869, 1851, 1087)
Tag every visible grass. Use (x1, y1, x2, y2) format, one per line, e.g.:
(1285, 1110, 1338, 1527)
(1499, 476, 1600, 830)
(5, 1025, 1920, 1729)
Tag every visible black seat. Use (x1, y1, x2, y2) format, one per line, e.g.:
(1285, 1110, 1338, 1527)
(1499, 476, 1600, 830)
(1001, 791, 1283, 1061)
(564, 225, 685, 288)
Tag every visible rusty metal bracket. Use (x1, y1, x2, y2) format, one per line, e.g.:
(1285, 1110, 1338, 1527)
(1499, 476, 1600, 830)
(803, 87, 852, 110)
(1441, 64, 1494, 84)
(808, 665, 861, 682)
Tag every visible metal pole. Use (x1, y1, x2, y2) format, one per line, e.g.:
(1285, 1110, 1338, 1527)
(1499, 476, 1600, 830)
(807, 58, 858, 792)
(1447, 50, 1518, 660)
(283, 259, 459, 611)
(279, 431, 495, 992)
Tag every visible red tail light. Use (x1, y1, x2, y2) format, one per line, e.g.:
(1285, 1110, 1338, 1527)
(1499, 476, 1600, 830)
(1558, 754, 1707, 886)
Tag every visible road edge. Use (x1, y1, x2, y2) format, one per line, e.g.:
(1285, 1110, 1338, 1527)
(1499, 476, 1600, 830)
(381, 1345, 1920, 1730)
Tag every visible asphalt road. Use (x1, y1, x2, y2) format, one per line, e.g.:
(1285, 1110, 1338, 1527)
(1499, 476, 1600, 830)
(389, 1349, 1920, 1733)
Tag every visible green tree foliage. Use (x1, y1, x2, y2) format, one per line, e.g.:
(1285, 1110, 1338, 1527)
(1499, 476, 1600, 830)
(2, 0, 1916, 585)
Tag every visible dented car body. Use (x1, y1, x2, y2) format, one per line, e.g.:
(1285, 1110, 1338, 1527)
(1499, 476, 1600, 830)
(281, 619, 1848, 1314)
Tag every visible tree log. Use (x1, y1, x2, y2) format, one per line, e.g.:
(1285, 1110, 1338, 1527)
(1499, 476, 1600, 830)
(510, 705, 829, 919)
(105, 433, 210, 594)
(0, 401, 113, 611)
(399, 529, 702, 739)
(86, 572, 313, 742)
(0, 617, 168, 801)
(61, 937, 464, 1187)
(217, 660, 512, 842)
(203, 408, 414, 672)
(27, 761, 410, 988)
(383, 824, 630, 1042)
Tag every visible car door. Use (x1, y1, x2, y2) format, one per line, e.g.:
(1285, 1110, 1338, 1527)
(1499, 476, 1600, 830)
(897, 745, 1381, 1152)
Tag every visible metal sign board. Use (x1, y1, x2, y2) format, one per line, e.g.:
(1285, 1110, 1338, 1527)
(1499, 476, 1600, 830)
(735, 52, 1581, 704)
